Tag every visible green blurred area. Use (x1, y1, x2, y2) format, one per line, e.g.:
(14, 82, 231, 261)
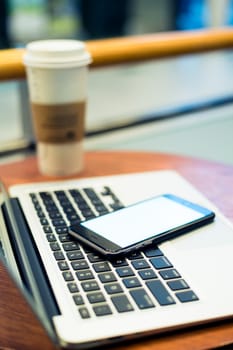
(9, 0, 79, 45)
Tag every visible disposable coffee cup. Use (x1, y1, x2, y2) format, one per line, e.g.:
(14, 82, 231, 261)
(23, 39, 92, 176)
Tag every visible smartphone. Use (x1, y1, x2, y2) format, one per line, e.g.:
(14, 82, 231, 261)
(69, 193, 215, 258)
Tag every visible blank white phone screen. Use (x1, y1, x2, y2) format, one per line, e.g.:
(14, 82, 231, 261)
(81, 196, 204, 247)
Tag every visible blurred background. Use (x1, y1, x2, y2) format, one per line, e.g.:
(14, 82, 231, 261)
(1, 0, 233, 165)
(1, 0, 233, 48)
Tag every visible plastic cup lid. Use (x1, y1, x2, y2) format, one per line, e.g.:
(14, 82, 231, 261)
(23, 39, 92, 68)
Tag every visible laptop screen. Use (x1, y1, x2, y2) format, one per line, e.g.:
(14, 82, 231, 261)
(0, 181, 55, 339)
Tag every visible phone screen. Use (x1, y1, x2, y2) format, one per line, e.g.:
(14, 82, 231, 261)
(70, 194, 215, 256)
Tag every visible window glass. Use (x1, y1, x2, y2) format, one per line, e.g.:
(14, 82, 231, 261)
(0, 82, 23, 142)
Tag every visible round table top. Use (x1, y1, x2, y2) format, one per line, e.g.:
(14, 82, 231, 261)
(1, 150, 233, 350)
(1, 150, 233, 221)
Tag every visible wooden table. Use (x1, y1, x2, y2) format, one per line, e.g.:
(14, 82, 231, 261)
(1, 151, 233, 350)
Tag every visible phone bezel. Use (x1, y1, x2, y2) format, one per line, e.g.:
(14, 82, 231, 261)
(69, 194, 215, 258)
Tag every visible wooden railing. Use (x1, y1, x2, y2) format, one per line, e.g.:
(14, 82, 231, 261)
(1, 28, 233, 81)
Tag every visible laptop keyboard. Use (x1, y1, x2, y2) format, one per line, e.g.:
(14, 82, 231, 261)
(29, 186, 199, 319)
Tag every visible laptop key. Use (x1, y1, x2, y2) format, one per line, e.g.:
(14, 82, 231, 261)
(63, 206, 76, 214)
(54, 251, 65, 260)
(71, 260, 89, 270)
(40, 218, 49, 226)
(146, 280, 176, 306)
(104, 283, 123, 295)
(73, 294, 84, 305)
(58, 199, 71, 208)
(69, 189, 85, 200)
(127, 252, 143, 260)
(98, 272, 117, 283)
(77, 202, 90, 211)
(81, 281, 100, 292)
(55, 190, 66, 198)
(109, 202, 124, 211)
(43, 226, 53, 234)
(76, 270, 94, 281)
(83, 187, 98, 197)
(66, 213, 81, 223)
(111, 258, 128, 267)
(95, 205, 108, 215)
(130, 289, 155, 309)
(50, 242, 60, 251)
(34, 202, 42, 211)
(58, 234, 73, 243)
(131, 259, 150, 270)
(93, 305, 112, 317)
(144, 246, 163, 257)
(116, 267, 134, 277)
(79, 307, 91, 319)
(87, 253, 103, 263)
(52, 219, 66, 227)
(58, 261, 69, 271)
(150, 257, 173, 270)
(176, 290, 199, 303)
(40, 191, 53, 199)
(87, 292, 105, 304)
(30, 192, 38, 202)
(167, 279, 189, 291)
(82, 210, 95, 220)
(62, 271, 74, 281)
(44, 203, 58, 212)
(92, 262, 111, 273)
(36, 209, 45, 218)
(46, 234, 57, 242)
(123, 277, 141, 288)
(67, 251, 84, 260)
(111, 295, 134, 313)
(159, 269, 181, 280)
(67, 282, 79, 293)
(49, 211, 62, 219)
(56, 226, 68, 234)
(138, 269, 157, 280)
(101, 186, 112, 196)
(62, 242, 80, 251)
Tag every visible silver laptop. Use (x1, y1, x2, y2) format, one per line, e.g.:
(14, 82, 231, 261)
(1, 170, 233, 348)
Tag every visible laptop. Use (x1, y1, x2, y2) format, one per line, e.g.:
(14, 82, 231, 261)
(1, 170, 233, 348)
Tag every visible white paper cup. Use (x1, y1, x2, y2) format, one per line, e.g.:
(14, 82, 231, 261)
(23, 40, 92, 176)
